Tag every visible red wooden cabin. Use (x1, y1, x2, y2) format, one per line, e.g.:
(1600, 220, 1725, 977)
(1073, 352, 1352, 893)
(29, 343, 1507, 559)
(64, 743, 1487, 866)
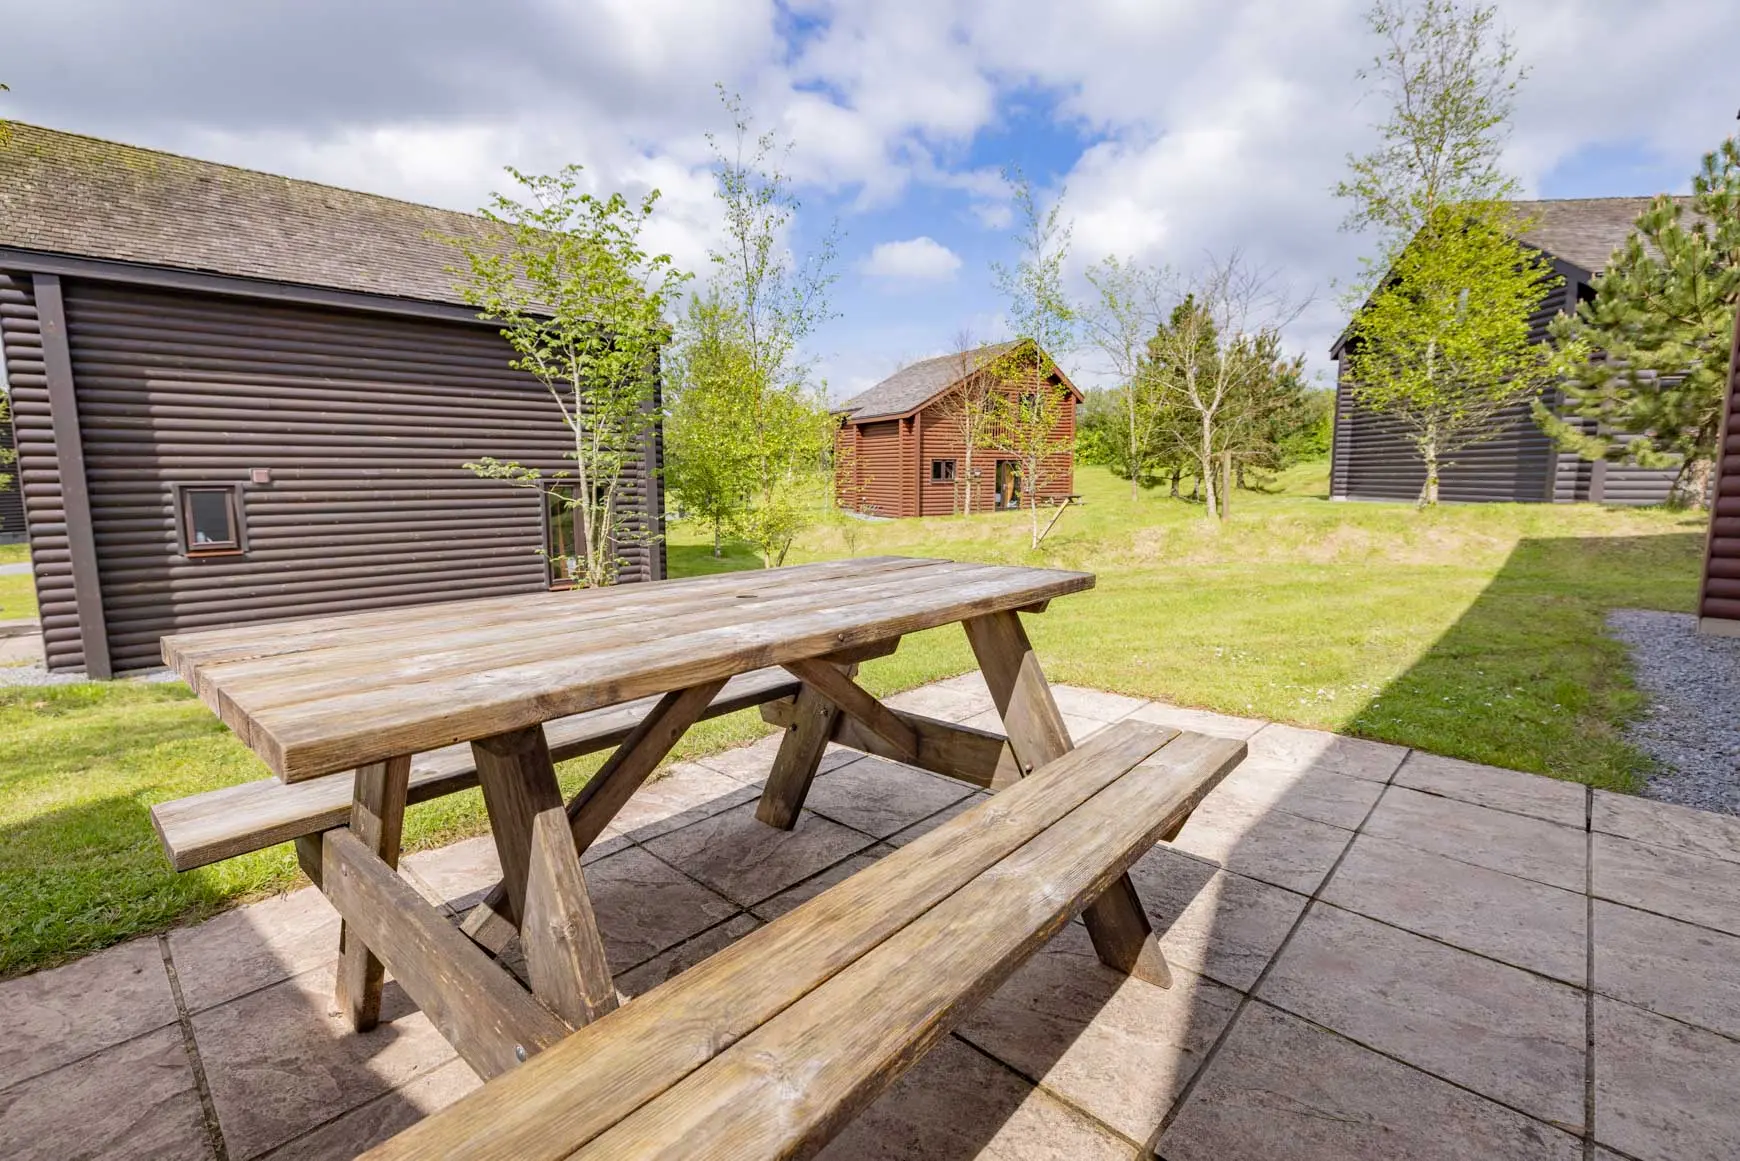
(832, 340, 1080, 518)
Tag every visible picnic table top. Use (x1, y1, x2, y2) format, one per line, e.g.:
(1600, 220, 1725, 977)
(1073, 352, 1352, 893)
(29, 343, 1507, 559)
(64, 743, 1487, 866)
(161, 556, 1094, 784)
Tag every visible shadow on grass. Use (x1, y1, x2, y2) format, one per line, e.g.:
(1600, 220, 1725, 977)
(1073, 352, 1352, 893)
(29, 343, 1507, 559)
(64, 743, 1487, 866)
(1344, 532, 1705, 792)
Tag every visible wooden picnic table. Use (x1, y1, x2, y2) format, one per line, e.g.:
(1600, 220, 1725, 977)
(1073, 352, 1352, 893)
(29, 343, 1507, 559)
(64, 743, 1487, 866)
(160, 555, 1170, 1082)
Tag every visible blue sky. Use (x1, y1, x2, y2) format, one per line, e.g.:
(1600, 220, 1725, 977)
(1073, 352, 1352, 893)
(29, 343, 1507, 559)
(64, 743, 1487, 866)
(3, 0, 1737, 397)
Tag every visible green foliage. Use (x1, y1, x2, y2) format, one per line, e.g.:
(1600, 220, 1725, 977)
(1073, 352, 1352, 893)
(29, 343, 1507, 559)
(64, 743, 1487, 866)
(451, 166, 686, 587)
(1337, 0, 1525, 298)
(675, 89, 837, 569)
(985, 173, 1077, 548)
(1542, 136, 1740, 505)
(1345, 205, 1557, 504)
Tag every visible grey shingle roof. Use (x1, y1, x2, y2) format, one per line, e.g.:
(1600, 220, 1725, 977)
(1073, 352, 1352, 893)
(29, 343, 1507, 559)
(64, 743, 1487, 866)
(1513, 196, 1697, 275)
(0, 122, 503, 305)
(836, 341, 1022, 421)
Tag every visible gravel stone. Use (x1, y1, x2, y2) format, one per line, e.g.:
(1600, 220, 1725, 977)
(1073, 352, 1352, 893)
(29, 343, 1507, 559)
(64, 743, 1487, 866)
(0, 663, 180, 689)
(1608, 609, 1740, 815)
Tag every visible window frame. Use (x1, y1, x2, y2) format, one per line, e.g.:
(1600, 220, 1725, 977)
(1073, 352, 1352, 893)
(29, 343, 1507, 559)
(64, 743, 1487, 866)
(174, 483, 248, 558)
(542, 483, 581, 589)
(929, 458, 957, 485)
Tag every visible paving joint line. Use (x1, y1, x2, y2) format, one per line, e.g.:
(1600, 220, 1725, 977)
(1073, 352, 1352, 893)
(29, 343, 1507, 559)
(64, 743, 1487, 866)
(158, 933, 231, 1161)
(946, 1030, 1152, 1155)
(1143, 749, 1409, 1154)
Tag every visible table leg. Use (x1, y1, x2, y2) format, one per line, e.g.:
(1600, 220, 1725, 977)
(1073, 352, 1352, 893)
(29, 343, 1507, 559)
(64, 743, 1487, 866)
(964, 609, 1173, 988)
(756, 679, 843, 831)
(337, 755, 412, 1031)
(471, 724, 617, 1026)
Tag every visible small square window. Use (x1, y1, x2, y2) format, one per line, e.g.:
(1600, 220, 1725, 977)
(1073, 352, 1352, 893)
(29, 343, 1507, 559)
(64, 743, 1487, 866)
(930, 459, 956, 483)
(177, 485, 245, 556)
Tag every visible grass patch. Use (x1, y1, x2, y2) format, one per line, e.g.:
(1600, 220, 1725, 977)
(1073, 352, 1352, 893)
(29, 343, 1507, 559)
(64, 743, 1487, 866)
(0, 570, 36, 621)
(0, 460, 1704, 976)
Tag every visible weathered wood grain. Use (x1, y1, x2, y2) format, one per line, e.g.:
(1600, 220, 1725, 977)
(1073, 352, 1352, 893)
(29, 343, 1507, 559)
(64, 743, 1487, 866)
(756, 682, 843, 830)
(317, 828, 570, 1079)
(461, 679, 728, 955)
(471, 725, 565, 926)
(151, 668, 801, 872)
(522, 808, 618, 1029)
(964, 608, 1165, 984)
(335, 755, 411, 1031)
(759, 698, 1012, 788)
(782, 658, 919, 762)
(164, 559, 1091, 782)
(566, 733, 1249, 1160)
(361, 726, 1236, 1161)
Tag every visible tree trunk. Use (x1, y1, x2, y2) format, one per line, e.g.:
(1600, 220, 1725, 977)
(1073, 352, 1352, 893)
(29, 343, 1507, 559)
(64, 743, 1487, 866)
(712, 519, 723, 558)
(1219, 452, 1232, 520)
(1169, 466, 1181, 499)
(1200, 415, 1219, 521)
(1420, 441, 1440, 507)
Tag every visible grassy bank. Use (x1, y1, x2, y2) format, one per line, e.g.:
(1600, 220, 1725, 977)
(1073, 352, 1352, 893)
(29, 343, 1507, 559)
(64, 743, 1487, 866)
(0, 461, 1705, 976)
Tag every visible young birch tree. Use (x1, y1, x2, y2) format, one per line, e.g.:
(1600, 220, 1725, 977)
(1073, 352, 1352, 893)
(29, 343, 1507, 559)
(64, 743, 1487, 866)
(986, 173, 1077, 548)
(1336, 0, 1556, 505)
(454, 167, 685, 587)
(927, 330, 998, 514)
(665, 289, 753, 555)
(1082, 256, 1172, 500)
(699, 90, 838, 568)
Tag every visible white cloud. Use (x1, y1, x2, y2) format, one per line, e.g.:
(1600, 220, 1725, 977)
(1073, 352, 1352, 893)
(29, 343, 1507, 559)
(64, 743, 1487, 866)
(860, 236, 964, 281)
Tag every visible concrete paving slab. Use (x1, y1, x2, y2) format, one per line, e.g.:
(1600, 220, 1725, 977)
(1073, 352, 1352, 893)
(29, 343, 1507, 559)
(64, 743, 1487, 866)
(1167, 789, 1355, 894)
(957, 922, 1239, 1143)
(583, 844, 741, 971)
(1160, 1002, 1584, 1161)
(1592, 831, 1740, 936)
(1364, 785, 1586, 892)
(1047, 684, 1149, 722)
(1206, 759, 1384, 830)
(1258, 904, 1587, 1131)
(613, 913, 761, 1001)
(1395, 751, 1588, 828)
(1322, 832, 1587, 984)
(1240, 723, 1408, 783)
(1127, 845, 1307, 991)
(642, 802, 876, 905)
(606, 760, 761, 842)
(1593, 898, 1740, 1038)
(1123, 700, 1266, 740)
(168, 888, 340, 1014)
(252, 1058, 479, 1161)
(1592, 789, 1740, 865)
(0, 1025, 213, 1161)
(0, 936, 178, 1091)
(815, 1035, 1139, 1161)
(1594, 995, 1740, 1161)
(803, 755, 974, 838)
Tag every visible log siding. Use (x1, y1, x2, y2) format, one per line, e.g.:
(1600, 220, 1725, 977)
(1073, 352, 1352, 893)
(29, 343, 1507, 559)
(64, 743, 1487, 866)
(2, 273, 664, 673)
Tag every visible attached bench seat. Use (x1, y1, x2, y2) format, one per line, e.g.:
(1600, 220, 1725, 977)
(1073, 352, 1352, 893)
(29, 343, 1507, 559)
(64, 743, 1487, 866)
(365, 719, 1247, 1161)
(150, 668, 803, 872)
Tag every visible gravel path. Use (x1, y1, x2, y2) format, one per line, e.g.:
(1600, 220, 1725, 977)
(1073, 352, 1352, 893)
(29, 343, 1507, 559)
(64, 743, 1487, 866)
(0, 662, 178, 688)
(1609, 608, 1740, 815)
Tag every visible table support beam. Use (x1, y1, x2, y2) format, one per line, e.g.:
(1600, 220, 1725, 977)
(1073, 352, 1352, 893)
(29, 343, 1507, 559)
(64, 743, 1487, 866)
(317, 828, 570, 1077)
(964, 610, 1172, 988)
(759, 699, 1016, 789)
(523, 808, 619, 1028)
(336, 756, 412, 1030)
(756, 679, 844, 831)
(463, 681, 727, 955)
(781, 658, 919, 763)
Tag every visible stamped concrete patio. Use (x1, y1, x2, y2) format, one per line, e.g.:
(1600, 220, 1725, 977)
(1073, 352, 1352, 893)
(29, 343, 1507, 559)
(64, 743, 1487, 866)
(4, 675, 1739, 1160)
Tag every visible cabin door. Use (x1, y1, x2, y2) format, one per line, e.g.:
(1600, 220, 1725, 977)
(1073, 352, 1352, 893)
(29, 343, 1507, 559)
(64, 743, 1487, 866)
(995, 460, 1021, 510)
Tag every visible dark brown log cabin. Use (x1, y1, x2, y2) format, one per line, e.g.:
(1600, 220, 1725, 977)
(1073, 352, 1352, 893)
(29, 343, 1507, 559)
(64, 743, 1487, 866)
(0, 124, 665, 676)
(1701, 305, 1740, 637)
(833, 340, 1079, 519)
(1331, 198, 1683, 505)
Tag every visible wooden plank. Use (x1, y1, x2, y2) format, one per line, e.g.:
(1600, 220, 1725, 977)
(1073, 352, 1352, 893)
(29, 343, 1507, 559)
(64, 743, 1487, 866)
(760, 699, 1011, 788)
(335, 755, 411, 1031)
(522, 808, 618, 1029)
(362, 726, 1233, 1161)
(567, 732, 1247, 1160)
(176, 560, 1092, 782)
(964, 608, 1164, 984)
(461, 679, 728, 954)
(163, 556, 926, 675)
(782, 658, 919, 762)
(756, 682, 841, 830)
(358, 721, 1183, 1161)
(152, 668, 801, 872)
(317, 828, 570, 1079)
(471, 725, 566, 926)
(963, 610, 1071, 778)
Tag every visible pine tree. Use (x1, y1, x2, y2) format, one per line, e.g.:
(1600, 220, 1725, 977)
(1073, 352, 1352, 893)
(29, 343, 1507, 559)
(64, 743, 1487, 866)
(1540, 136, 1740, 506)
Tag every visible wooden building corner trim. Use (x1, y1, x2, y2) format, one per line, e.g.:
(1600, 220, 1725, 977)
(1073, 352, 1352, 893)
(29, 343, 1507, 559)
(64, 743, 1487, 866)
(34, 273, 112, 679)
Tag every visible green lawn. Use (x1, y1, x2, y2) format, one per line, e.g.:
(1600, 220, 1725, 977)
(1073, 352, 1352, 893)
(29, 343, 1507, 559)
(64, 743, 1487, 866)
(0, 462, 1705, 977)
(1, 543, 37, 621)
